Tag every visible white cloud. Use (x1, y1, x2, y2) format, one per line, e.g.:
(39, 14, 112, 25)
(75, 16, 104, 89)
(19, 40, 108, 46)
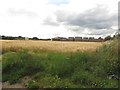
(0, 0, 119, 38)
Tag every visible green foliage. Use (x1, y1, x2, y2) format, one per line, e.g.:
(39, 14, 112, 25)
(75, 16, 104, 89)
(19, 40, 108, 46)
(26, 80, 39, 89)
(94, 40, 119, 77)
(2, 50, 44, 84)
(91, 78, 118, 88)
(2, 39, 119, 88)
(69, 52, 95, 71)
(45, 53, 73, 77)
(104, 35, 112, 41)
(71, 70, 94, 85)
(31, 37, 39, 40)
(27, 75, 76, 88)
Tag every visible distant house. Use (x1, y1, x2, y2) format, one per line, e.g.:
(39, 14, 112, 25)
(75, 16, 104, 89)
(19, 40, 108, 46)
(52, 37, 67, 41)
(52, 37, 61, 41)
(68, 37, 74, 41)
(75, 37, 82, 41)
(83, 37, 88, 41)
(25, 37, 29, 40)
(98, 37, 103, 40)
(88, 37, 94, 42)
(83, 37, 88, 39)
(89, 37, 94, 40)
(60, 37, 68, 41)
(51, 36, 104, 42)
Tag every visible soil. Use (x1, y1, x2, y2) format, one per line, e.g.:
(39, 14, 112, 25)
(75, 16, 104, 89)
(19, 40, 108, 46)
(2, 76, 31, 88)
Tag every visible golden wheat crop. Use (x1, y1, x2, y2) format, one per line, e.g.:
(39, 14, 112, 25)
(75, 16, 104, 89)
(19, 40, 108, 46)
(1, 40, 103, 52)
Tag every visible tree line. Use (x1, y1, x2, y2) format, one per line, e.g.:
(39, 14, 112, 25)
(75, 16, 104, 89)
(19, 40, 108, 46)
(0, 33, 120, 41)
(0, 35, 51, 40)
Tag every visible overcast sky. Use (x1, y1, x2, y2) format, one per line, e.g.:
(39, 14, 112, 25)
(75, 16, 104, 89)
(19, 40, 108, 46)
(0, 0, 118, 38)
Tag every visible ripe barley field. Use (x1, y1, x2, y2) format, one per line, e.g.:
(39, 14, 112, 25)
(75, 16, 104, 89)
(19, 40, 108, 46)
(1, 40, 103, 53)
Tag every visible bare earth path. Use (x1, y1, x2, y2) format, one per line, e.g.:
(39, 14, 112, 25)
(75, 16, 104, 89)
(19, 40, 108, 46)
(2, 76, 31, 88)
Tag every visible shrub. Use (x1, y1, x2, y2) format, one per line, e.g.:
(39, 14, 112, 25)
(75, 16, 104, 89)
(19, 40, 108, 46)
(94, 40, 119, 77)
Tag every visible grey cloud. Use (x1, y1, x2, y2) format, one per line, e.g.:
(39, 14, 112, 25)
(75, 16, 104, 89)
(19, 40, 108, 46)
(64, 25, 117, 38)
(48, 0, 70, 5)
(87, 29, 117, 35)
(0, 13, 2, 16)
(8, 8, 38, 17)
(55, 5, 117, 30)
(55, 10, 71, 23)
(118, 2, 120, 28)
(65, 25, 84, 33)
(42, 16, 60, 26)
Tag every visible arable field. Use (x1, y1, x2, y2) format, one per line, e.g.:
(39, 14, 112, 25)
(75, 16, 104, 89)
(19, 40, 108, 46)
(1, 40, 103, 53)
(1, 39, 119, 88)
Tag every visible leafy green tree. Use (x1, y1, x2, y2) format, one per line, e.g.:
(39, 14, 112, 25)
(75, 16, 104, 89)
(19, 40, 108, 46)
(104, 35, 112, 41)
(32, 37, 39, 40)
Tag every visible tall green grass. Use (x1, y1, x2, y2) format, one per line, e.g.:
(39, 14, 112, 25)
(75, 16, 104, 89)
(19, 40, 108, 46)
(2, 50, 44, 84)
(2, 39, 119, 88)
